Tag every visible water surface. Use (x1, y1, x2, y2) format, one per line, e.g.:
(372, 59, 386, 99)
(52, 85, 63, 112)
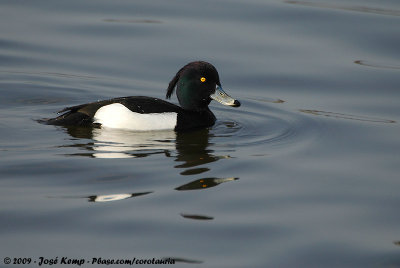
(1, 0, 400, 267)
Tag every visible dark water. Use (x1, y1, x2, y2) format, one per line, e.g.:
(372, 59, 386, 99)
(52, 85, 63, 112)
(1, 0, 400, 267)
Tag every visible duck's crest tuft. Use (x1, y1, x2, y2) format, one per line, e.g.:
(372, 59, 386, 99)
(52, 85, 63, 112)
(166, 71, 180, 99)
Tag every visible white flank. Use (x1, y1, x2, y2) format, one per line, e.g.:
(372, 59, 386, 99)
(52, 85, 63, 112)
(93, 103, 177, 131)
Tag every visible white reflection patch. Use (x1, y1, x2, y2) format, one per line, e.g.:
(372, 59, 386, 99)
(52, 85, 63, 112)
(93, 194, 133, 202)
(91, 127, 176, 159)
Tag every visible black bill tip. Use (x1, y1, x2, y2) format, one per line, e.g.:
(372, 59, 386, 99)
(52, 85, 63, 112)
(232, 100, 241, 107)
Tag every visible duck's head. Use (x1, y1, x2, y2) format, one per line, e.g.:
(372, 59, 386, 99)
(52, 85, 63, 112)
(166, 61, 240, 111)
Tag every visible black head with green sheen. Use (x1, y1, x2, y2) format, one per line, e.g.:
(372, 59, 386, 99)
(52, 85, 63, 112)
(166, 61, 240, 111)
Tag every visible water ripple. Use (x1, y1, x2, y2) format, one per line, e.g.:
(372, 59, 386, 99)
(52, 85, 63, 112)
(284, 1, 400, 16)
(300, 109, 396, 124)
(102, 19, 162, 24)
(211, 98, 317, 152)
(354, 60, 400, 70)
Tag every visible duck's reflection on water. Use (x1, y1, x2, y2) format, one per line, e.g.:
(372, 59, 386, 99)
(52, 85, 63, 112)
(84, 177, 238, 204)
(175, 177, 238, 191)
(59, 125, 238, 202)
(175, 129, 231, 175)
(63, 126, 176, 158)
(180, 213, 214, 221)
(61, 126, 232, 170)
(87, 191, 152, 202)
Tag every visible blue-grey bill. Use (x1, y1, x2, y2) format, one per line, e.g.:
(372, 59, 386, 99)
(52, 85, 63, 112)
(210, 85, 241, 107)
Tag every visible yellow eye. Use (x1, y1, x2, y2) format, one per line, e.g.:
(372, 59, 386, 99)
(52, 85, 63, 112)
(200, 77, 206, 83)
